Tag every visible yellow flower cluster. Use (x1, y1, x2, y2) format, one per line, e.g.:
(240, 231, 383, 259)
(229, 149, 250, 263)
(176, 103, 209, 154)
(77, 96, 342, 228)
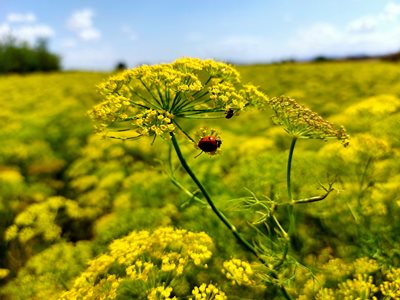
(269, 96, 349, 146)
(222, 258, 256, 286)
(1, 241, 93, 300)
(337, 274, 378, 299)
(62, 272, 122, 300)
(173, 57, 240, 81)
(134, 109, 175, 138)
(380, 268, 400, 298)
(0, 168, 24, 184)
(5, 196, 95, 243)
(322, 258, 353, 279)
(126, 261, 155, 281)
(5, 197, 70, 242)
(0, 268, 10, 279)
(208, 82, 247, 111)
(315, 288, 336, 300)
(297, 257, 400, 299)
(60, 227, 214, 299)
(90, 57, 268, 141)
(343, 94, 400, 117)
(147, 285, 177, 300)
(324, 133, 390, 165)
(65, 134, 140, 220)
(353, 257, 380, 275)
(299, 273, 327, 300)
(59, 253, 123, 300)
(191, 283, 227, 300)
(380, 281, 400, 299)
(109, 227, 213, 270)
(89, 94, 135, 129)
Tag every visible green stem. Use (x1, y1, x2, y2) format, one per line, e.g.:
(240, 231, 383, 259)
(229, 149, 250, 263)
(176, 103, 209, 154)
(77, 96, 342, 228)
(170, 177, 206, 206)
(357, 157, 372, 203)
(170, 133, 259, 258)
(170, 133, 293, 300)
(271, 215, 290, 269)
(287, 137, 297, 237)
(287, 137, 297, 201)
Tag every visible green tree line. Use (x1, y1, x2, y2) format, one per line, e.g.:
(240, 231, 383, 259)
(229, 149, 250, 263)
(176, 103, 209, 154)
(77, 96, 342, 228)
(0, 37, 61, 74)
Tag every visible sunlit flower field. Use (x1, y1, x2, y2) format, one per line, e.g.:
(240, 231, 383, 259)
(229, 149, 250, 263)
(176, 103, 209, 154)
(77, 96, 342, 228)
(0, 60, 399, 299)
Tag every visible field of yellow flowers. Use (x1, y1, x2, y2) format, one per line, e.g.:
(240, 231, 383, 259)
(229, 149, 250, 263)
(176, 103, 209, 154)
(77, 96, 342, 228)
(0, 60, 399, 299)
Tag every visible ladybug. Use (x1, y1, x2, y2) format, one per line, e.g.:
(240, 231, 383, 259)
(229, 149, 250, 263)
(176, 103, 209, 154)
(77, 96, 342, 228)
(225, 108, 234, 119)
(198, 136, 222, 153)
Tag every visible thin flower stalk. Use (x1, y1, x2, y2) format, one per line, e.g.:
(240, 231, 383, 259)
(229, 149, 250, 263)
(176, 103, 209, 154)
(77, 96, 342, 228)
(287, 137, 297, 236)
(268, 96, 349, 236)
(287, 137, 297, 202)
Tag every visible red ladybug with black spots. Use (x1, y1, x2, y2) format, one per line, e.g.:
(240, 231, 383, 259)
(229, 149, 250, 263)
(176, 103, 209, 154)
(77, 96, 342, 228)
(198, 136, 222, 153)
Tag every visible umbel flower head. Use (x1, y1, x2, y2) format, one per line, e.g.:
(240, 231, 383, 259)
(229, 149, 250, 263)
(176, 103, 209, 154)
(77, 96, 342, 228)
(89, 57, 269, 140)
(269, 96, 349, 146)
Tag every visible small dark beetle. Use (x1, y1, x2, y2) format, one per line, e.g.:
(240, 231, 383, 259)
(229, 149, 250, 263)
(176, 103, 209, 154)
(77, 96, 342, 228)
(225, 108, 234, 119)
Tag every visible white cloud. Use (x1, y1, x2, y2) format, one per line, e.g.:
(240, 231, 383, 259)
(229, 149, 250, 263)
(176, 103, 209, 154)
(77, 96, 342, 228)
(78, 28, 101, 40)
(287, 2, 400, 58)
(383, 2, 400, 21)
(13, 24, 54, 42)
(346, 1, 400, 33)
(288, 23, 346, 57)
(61, 46, 118, 70)
(289, 21, 400, 58)
(295, 23, 342, 47)
(347, 16, 377, 33)
(199, 35, 284, 62)
(0, 12, 54, 43)
(6, 12, 36, 23)
(0, 22, 54, 43)
(67, 8, 101, 41)
(0, 23, 11, 37)
(67, 9, 94, 30)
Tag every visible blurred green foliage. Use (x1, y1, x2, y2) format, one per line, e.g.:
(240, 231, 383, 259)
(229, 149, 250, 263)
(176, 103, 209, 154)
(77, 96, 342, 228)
(0, 37, 60, 74)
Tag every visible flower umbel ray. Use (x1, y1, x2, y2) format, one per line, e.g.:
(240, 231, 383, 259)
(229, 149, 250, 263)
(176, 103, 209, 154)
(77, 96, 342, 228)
(269, 96, 349, 146)
(89, 57, 268, 141)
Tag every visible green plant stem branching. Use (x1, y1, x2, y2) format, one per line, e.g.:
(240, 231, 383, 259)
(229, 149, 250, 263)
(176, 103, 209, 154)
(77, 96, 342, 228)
(271, 214, 290, 269)
(170, 133, 293, 300)
(277, 181, 335, 206)
(170, 133, 259, 257)
(170, 176, 206, 207)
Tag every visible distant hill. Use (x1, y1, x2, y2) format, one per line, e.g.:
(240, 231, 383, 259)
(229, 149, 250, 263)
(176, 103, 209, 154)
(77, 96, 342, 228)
(379, 51, 400, 62)
(311, 51, 400, 63)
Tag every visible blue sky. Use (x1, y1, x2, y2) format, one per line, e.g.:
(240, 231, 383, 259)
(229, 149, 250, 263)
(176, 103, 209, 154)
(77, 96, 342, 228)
(1, 0, 400, 70)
